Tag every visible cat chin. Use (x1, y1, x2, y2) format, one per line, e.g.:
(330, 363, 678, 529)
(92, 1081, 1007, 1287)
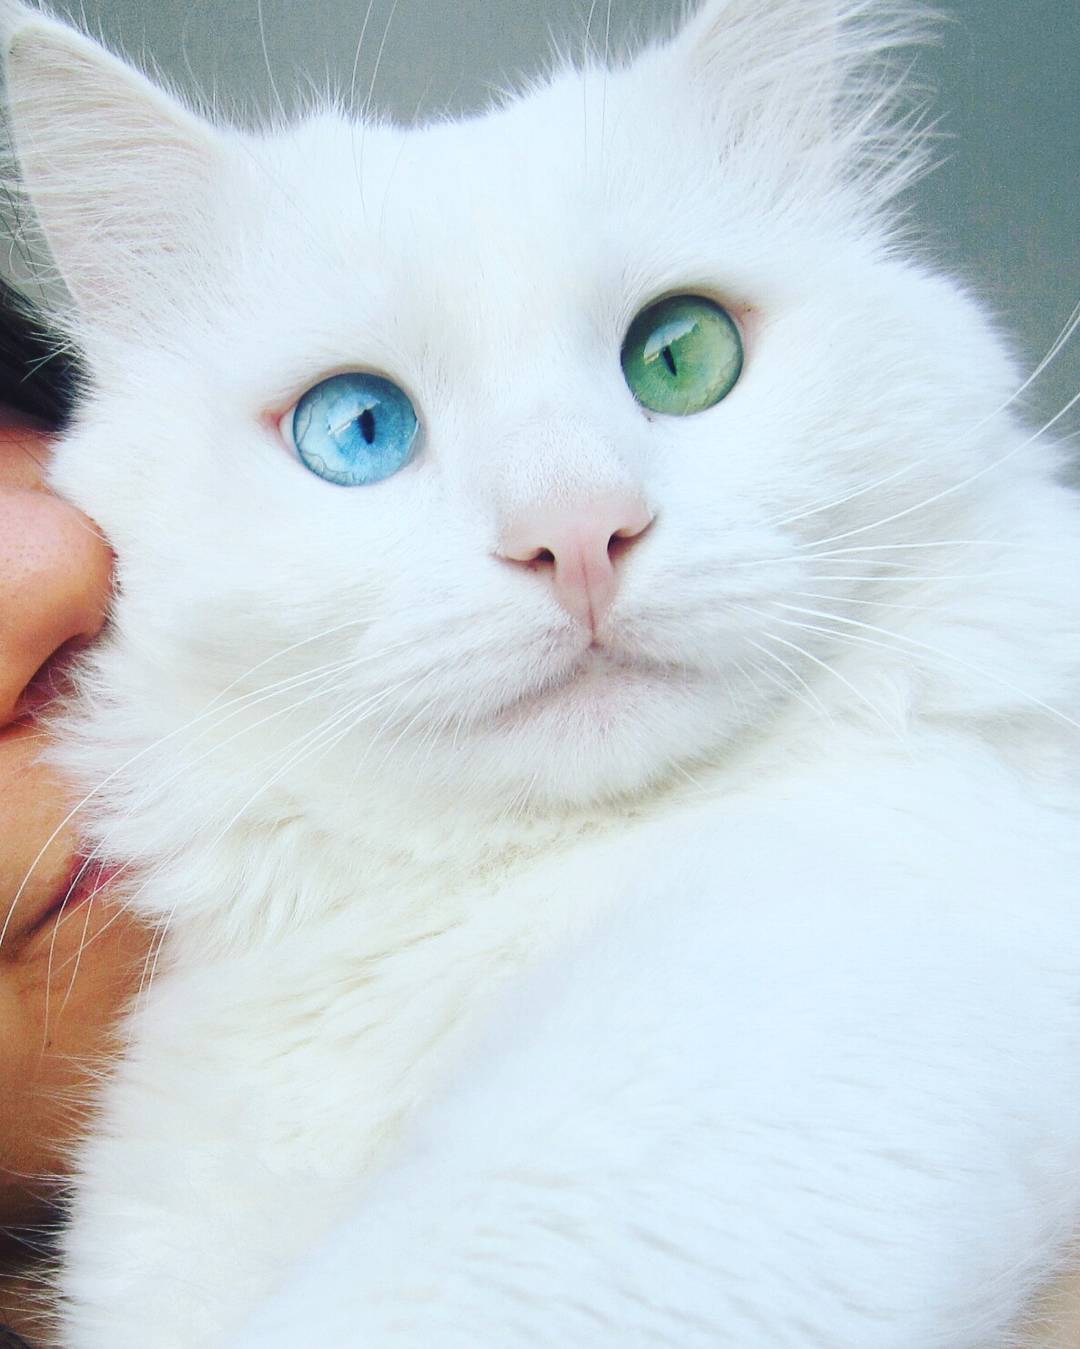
(406, 661, 762, 811)
(488, 648, 675, 730)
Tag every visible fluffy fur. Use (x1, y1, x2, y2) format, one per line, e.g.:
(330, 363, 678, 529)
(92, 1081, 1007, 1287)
(3, 1, 1080, 1344)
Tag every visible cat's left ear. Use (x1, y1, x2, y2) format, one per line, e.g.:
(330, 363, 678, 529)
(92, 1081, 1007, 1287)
(3, 10, 226, 333)
(659, 0, 910, 172)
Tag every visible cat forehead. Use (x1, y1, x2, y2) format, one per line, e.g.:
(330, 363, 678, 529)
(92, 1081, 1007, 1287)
(243, 64, 771, 313)
(197, 62, 855, 408)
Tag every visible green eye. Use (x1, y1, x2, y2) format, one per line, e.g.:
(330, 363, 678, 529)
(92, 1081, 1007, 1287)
(621, 294, 743, 416)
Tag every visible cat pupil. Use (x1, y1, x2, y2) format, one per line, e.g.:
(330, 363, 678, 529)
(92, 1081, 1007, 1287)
(358, 408, 376, 445)
(661, 345, 677, 377)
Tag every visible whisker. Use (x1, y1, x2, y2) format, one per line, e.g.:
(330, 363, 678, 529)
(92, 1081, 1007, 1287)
(791, 588, 957, 612)
(18, 656, 366, 994)
(49, 897, 128, 977)
(582, 0, 602, 156)
(134, 918, 172, 1023)
(355, 0, 403, 209)
(349, 0, 379, 115)
(1008, 299, 1080, 410)
(55, 871, 100, 1018)
(120, 687, 411, 1006)
(213, 674, 426, 845)
(131, 678, 385, 966)
(600, 0, 613, 153)
(803, 570, 1042, 584)
(770, 301, 1080, 543)
(720, 543, 1050, 576)
(363, 0, 403, 125)
(766, 461, 921, 530)
(768, 601, 1080, 734)
(369, 665, 452, 774)
(743, 636, 833, 722)
(801, 539, 1061, 557)
(255, 0, 285, 124)
(2, 632, 423, 954)
(801, 387, 1080, 552)
(742, 608, 902, 736)
(203, 617, 375, 709)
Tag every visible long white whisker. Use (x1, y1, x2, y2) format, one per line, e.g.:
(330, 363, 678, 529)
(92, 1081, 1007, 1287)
(1011, 300, 1080, 405)
(801, 388, 1080, 552)
(349, 0, 379, 114)
(769, 601, 1080, 734)
(355, 0, 402, 203)
(119, 686, 414, 1007)
(600, 0, 613, 153)
(370, 664, 453, 773)
(362, 0, 402, 124)
(766, 461, 921, 530)
(743, 636, 832, 721)
(41, 666, 381, 1011)
(581, 0, 602, 165)
(214, 675, 424, 844)
(203, 618, 377, 710)
(19, 658, 356, 954)
(742, 610, 901, 736)
(803, 570, 1040, 584)
(791, 588, 955, 612)
(1, 634, 422, 954)
(803, 538, 1060, 557)
(55, 872, 102, 1019)
(256, 0, 285, 124)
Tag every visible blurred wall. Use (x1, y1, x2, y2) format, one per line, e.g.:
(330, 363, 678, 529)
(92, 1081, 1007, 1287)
(45, 0, 1080, 434)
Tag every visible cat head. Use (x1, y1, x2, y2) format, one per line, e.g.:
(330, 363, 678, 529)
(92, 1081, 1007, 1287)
(1, 1, 1027, 838)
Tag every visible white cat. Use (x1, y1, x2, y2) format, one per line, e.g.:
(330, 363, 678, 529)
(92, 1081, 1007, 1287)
(4, 1, 1080, 1345)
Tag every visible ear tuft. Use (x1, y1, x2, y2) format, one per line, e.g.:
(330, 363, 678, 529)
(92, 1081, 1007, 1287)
(664, 0, 932, 201)
(2, 6, 225, 331)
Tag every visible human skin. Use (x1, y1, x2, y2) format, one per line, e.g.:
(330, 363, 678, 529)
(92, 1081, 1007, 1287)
(0, 421, 153, 1307)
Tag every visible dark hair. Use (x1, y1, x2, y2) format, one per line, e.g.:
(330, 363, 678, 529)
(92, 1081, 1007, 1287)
(0, 280, 80, 427)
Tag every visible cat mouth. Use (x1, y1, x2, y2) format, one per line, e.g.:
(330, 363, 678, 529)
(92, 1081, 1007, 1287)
(489, 647, 677, 726)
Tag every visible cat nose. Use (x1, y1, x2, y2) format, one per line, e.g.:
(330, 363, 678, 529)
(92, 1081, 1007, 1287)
(498, 494, 653, 634)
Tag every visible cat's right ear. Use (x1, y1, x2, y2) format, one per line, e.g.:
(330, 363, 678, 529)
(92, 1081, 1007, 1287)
(2, 7, 225, 333)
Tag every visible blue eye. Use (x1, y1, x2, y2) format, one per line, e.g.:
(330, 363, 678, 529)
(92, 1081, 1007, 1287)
(290, 372, 418, 486)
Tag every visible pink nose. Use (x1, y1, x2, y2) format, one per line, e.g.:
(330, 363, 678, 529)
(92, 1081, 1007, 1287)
(499, 494, 653, 634)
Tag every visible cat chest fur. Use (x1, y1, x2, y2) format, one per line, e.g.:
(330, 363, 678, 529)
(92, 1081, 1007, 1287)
(61, 732, 1080, 1346)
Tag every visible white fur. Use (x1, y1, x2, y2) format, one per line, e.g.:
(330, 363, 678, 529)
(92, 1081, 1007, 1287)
(3, 1, 1080, 1345)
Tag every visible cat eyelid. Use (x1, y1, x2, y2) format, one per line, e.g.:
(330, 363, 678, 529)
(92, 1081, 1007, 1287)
(274, 404, 299, 453)
(269, 368, 422, 453)
(624, 285, 752, 322)
(621, 289, 756, 349)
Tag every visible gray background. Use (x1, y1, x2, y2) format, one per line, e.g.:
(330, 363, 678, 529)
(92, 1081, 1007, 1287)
(46, 0, 1080, 438)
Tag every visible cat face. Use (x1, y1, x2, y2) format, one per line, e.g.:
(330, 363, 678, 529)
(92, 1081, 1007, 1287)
(4, 1, 1020, 819)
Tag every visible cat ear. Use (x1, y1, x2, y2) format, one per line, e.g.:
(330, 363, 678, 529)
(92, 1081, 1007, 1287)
(662, 0, 909, 172)
(3, 10, 225, 330)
